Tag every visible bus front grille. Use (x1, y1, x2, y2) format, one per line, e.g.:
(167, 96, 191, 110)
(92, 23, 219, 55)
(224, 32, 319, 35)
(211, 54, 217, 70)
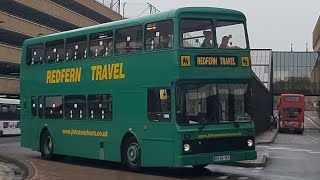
(183, 136, 254, 154)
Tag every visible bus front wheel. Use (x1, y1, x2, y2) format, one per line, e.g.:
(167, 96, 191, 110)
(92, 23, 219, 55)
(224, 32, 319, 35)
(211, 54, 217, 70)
(40, 130, 54, 160)
(122, 136, 141, 171)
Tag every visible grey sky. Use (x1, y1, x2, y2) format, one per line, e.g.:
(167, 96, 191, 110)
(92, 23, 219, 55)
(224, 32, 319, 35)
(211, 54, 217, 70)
(100, 0, 320, 51)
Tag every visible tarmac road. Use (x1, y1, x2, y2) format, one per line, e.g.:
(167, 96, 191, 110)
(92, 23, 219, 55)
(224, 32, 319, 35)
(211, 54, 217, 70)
(0, 115, 319, 179)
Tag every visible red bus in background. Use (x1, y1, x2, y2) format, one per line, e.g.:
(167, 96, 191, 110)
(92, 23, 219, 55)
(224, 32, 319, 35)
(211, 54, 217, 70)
(278, 94, 305, 134)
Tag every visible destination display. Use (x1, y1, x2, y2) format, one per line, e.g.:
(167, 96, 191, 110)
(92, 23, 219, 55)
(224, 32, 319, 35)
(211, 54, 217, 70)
(195, 56, 237, 67)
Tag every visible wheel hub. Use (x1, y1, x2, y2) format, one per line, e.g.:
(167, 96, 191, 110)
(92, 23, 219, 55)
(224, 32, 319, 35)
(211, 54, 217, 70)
(127, 142, 140, 164)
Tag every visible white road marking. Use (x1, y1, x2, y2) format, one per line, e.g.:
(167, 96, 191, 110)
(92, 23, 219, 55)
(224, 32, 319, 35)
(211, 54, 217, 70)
(268, 147, 291, 150)
(305, 116, 320, 129)
(217, 176, 229, 179)
(254, 167, 264, 170)
(256, 145, 271, 148)
(312, 140, 318, 144)
(267, 146, 320, 155)
(307, 133, 320, 141)
(238, 177, 249, 180)
(309, 151, 320, 154)
(288, 149, 312, 152)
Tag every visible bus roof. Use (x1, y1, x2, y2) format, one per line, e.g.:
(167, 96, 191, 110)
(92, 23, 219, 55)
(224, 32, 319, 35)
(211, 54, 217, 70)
(22, 7, 246, 46)
(0, 98, 20, 105)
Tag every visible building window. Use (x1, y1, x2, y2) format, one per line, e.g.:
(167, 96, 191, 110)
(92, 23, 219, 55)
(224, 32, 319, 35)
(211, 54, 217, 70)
(66, 36, 87, 60)
(88, 94, 112, 120)
(27, 44, 44, 65)
(145, 20, 173, 50)
(31, 96, 37, 116)
(64, 95, 86, 120)
(89, 31, 113, 58)
(44, 96, 63, 119)
(147, 88, 171, 121)
(115, 26, 143, 54)
(46, 40, 65, 63)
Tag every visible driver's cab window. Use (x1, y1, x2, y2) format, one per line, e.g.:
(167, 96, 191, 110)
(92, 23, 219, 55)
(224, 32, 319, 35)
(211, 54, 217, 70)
(147, 88, 171, 121)
(216, 21, 247, 49)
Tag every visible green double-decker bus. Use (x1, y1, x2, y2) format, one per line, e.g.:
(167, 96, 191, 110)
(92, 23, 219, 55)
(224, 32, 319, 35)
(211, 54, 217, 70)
(20, 7, 256, 170)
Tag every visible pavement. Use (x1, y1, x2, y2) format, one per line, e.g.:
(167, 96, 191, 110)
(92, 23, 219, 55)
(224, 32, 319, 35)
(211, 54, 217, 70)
(305, 111, 320, 127)
(0, 126, 279, 180)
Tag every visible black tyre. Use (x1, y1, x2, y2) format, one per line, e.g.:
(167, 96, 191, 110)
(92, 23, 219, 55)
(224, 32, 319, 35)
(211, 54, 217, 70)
(40, 130, 54, 160)
(278, 128, 284, 133)
(192, 164, 208, 169)
(122, 136, 141, 171)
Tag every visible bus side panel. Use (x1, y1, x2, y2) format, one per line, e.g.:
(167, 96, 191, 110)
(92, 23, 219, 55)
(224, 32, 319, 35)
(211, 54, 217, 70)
(142, 139, 174, 167)
(21, 98, 40, 151)
(116, 91, 175, 167)
(45, 120, 116, 161)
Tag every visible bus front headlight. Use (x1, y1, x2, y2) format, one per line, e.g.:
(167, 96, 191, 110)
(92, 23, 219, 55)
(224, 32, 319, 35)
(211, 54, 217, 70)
(184, 144, 190, 152)
(247, 139, 253, 147)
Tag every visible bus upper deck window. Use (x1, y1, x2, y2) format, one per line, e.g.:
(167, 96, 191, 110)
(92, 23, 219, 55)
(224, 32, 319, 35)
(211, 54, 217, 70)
(216, 21, 247, 49)
(89, 31, 113, 58)
(66, 36, 88, 61)
(115, 26, 142, 54)
(145, 20, 173, 50)
(27, 44, 44, 65)
(45, 40, 64, 63)
(180, 19, 213, 48)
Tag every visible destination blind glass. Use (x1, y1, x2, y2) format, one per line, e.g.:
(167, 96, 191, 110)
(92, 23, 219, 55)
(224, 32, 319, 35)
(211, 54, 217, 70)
(196, 56, 237, 66)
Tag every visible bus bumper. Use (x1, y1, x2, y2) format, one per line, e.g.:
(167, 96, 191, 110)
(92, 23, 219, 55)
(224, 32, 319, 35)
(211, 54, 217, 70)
(279, 127, 304, 133)
(175, 150, 257, 167)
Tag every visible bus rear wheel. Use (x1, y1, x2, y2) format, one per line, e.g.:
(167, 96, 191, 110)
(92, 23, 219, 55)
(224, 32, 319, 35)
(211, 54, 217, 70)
(40, 130, 54, 160)
(122, 136, 141, 171)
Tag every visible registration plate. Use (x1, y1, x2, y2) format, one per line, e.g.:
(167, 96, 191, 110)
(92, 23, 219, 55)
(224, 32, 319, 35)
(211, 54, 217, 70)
(213, 155, 230, 162)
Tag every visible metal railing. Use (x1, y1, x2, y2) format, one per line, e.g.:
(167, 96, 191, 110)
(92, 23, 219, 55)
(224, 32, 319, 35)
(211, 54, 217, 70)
(94, 0, 121, 15)
(94, 0, 161, 18)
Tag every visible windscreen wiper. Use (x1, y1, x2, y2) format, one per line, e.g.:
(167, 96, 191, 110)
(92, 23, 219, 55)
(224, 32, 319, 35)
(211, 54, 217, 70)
(234, 120, 240, 128)
(198, 121, 207, 131)
(198, 117, 207, 131)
